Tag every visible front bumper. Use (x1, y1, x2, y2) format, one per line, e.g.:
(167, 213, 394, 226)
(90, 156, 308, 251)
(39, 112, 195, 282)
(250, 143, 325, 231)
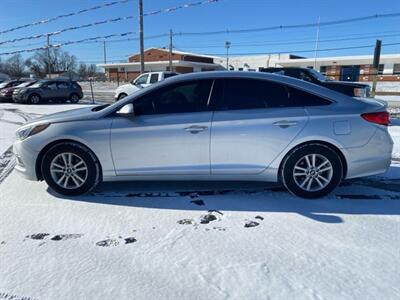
(13, 140, 40, 181)
(12, 93, 28, 103)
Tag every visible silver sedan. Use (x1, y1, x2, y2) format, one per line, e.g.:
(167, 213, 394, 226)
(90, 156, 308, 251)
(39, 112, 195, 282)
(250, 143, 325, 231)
(13, 72, 393, 198)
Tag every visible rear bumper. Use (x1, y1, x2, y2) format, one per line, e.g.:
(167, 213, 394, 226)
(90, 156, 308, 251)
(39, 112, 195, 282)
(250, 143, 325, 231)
(13, 141, 39, 181)
(345, 127, 394, 179)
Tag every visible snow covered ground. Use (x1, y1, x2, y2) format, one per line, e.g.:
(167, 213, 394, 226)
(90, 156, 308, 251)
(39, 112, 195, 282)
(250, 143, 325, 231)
(1, 103, 400, 300)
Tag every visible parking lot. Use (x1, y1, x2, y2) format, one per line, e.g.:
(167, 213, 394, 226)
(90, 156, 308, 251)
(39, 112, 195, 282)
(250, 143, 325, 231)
(1, 102, 400, 299)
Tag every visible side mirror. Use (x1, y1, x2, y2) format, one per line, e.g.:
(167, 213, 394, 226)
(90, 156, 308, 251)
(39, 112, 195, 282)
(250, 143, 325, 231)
(117, 103, 134, 116)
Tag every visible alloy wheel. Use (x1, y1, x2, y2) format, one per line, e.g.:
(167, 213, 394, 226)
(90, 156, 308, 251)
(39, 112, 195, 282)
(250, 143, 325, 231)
(31, 95, 40, 104)
(292, 153, 333, 192)
(50, 152, 88, 189)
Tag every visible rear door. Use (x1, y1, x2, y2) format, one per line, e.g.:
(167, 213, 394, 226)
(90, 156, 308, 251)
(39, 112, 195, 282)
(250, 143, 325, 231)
(56, 81, 70, 99)
(43, 81, 59, 100)
(210, 78, 309, 175)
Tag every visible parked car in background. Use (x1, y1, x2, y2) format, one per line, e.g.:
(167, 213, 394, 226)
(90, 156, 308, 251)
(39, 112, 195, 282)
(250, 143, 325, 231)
(13, 80, 83, 104)
(114, 71, 178, 101)
(14, 72, 392, 198)
(0, 80, 37, 102)
(0, 79, 32, 101)
(259, 67, 371, 98)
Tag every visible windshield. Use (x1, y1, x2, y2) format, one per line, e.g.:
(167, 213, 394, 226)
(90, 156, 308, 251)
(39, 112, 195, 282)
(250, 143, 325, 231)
(308, 69, 327, 81)
(0, 82, 10, 88)
(29, 80, 47, 88)
(16, 81, 35, 88)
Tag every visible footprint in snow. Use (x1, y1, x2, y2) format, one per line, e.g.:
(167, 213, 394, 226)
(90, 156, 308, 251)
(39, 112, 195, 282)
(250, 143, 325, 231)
(177, 218, 195, 225)
(96, 239, 119, 247)
(96, 236, 137, 247)
(26, 233, 49, 240)
(51, 234, 83, 241)
(244, 220, 260, 228)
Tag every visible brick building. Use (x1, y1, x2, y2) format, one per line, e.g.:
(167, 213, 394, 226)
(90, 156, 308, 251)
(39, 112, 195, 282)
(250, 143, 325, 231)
(275, 54, 400, 82)
(98, 48, 224, 81)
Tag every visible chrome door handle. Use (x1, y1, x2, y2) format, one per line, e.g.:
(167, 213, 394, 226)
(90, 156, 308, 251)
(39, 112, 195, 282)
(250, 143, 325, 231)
(184, 125, 208, 134)
(272, 120, 298, 128)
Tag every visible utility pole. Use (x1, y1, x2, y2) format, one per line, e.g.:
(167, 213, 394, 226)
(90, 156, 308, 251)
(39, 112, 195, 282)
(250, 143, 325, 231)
(225, 41, 231, 70)
(46, 34, 51, 79)
(371, 39, 382, 97)
(103, 40, 107, 64)
(138, 0, 145, 73)
(313, 16, 321, 69)
(169, 29, 173, 72)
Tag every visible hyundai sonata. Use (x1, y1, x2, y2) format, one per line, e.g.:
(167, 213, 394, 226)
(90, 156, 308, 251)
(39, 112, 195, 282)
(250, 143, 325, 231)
(13, 72, 393, 198)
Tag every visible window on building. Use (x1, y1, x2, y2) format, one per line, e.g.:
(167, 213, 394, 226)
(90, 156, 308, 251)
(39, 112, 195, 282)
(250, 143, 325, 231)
(378, 64, 384, 75)
(319, 66, 327, 75)
(134, 80, 213, 116)
(393, 64, 400, 75)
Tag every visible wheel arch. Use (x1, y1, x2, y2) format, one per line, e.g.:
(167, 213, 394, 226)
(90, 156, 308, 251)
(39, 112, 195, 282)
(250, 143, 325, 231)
(117, 92, 128, 100)
(35, 139, 103, 181)
(277, 140, 348, 182)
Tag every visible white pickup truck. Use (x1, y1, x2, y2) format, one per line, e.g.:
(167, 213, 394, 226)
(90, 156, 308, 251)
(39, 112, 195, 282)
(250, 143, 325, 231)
(114, 71, 178, 101)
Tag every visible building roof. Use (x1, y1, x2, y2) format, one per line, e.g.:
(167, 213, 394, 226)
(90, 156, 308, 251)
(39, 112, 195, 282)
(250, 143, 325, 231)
(127, 47, 217, 60)
(97, 60, 224, 70)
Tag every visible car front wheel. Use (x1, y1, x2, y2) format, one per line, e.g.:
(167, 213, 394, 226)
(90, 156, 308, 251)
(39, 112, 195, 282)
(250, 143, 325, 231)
(281, 144, 343, 199)
(41, 143, 101, 196)
(28, 94, 41, 104)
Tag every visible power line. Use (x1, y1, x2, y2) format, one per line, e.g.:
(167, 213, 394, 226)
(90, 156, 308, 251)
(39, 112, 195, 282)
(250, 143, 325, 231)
(0, 32, 135, 56)
(0, 0, 132, 35)
(178, 42, 400, 56)
(173, 12, 400, 36)
(0, 0, 220, 46)
(175, 32, 400, 48)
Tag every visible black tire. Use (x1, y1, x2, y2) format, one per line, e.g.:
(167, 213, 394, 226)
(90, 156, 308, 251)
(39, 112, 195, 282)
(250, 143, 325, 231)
(117, 93, 127, 101)
(41, 142, 101, 196)
(281, 144, 343, 199)
(28, 94, 41, 105)
(69, 93, 80, 104)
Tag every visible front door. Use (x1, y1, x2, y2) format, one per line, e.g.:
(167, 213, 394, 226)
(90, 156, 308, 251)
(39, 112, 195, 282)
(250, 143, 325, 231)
(210, 78, 309, 174)
(110, 79, 214, 175)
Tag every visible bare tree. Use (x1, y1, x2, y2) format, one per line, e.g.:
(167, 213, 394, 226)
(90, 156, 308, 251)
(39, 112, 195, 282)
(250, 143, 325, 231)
(27, 48, 77, 76)
(4, 54, 26, 78)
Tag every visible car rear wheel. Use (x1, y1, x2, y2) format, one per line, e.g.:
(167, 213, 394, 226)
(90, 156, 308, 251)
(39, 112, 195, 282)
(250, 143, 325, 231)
(69, 93, 80, 104)
(28, 94, 41, 104)
(281, 144, 343, 199)
(42, 143, 101, 196)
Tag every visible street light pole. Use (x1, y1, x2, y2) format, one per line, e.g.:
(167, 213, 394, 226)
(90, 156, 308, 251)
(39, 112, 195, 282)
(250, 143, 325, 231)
(225, 41, 231, 70)
(313, 16, 321, 70)
(169, 29, 173, 72)
(46, 34, 51, 79)
(103, 40, 107, 64)
(138, 0, 145, 73)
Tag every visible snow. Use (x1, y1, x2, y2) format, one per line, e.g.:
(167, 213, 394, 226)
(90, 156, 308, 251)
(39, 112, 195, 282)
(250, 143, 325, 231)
(1, 103, 400, 300)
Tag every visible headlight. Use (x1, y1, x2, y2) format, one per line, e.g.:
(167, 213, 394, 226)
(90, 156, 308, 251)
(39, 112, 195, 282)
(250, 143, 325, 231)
(16, 123, 50, 141)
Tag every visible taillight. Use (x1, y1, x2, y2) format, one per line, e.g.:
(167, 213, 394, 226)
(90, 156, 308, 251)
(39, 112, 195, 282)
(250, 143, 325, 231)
(361, 112, 390, 126)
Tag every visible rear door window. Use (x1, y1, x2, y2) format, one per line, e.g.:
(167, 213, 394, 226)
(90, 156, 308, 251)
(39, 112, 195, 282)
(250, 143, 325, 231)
(149, 73, 159, 84)
(218, 78, 291, 110)
(214, 78, 331, 110)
